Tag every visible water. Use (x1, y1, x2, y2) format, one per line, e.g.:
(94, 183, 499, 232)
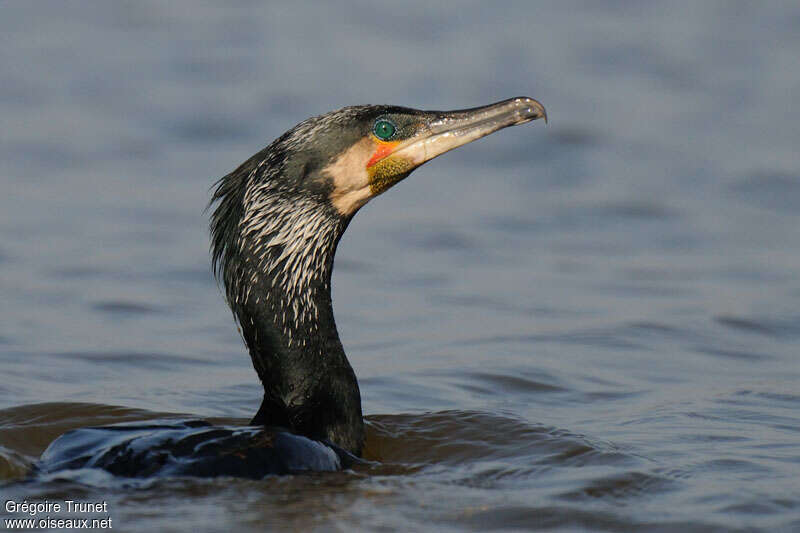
(2, 1, 799, 531)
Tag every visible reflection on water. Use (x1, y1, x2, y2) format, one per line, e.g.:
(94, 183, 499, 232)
(2, 0, 800, 531)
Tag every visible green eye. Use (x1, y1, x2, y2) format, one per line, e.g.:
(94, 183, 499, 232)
(373, 119, 397, 141)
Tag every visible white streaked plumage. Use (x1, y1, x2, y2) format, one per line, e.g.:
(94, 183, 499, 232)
(233, 170, 341, 341)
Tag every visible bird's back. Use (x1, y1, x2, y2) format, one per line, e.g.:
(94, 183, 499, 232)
(36, 420, 353, 479)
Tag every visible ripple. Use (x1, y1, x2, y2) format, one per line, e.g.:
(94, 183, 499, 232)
(730, 171, 800, 214)
(55, 351, 217, 370)
(694, 346, 772, 361)
(716, 314, 800, 339)
(745, 390, 800, 405)
(91, 300, 160, 315)
(593, 201, 678, 221)
(441, 504, 718, 532)
(558, 470, 678, 502)
(46, 265, 110, 280)
(457, 371, 567, 396)
(364, 410, 631, 472)
(0, 444, 32, 480)
(451, 328, 644, 351)
(625, 320, 700, 340)
(689, 458, 773, 477)
(722, 498, 800, 515)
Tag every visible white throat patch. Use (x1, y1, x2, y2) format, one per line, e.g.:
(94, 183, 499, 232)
(322, 137, 374, 217)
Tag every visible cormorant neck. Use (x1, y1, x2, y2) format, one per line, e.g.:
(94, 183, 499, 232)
(218, 184, 363, 455)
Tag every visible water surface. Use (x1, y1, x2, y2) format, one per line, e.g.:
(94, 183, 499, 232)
(2, 1, 799, 531)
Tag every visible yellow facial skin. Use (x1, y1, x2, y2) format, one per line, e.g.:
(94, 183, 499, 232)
(366, 124, 429, 195)
(367, 146, 415, 195)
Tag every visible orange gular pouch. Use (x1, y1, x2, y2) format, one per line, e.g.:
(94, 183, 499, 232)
(367, 142, 415, 195)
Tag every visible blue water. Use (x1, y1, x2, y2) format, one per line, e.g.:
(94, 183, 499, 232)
(2, 1, 799, 531)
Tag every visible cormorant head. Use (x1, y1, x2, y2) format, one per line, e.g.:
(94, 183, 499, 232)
(310, 97, 547, 216)
(225, 97, 547, 221)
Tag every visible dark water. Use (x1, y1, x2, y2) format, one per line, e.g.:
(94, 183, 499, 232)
(2, 1, 800, 531)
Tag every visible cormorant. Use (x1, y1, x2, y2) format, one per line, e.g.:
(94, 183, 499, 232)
(37, 97, 547, 478)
